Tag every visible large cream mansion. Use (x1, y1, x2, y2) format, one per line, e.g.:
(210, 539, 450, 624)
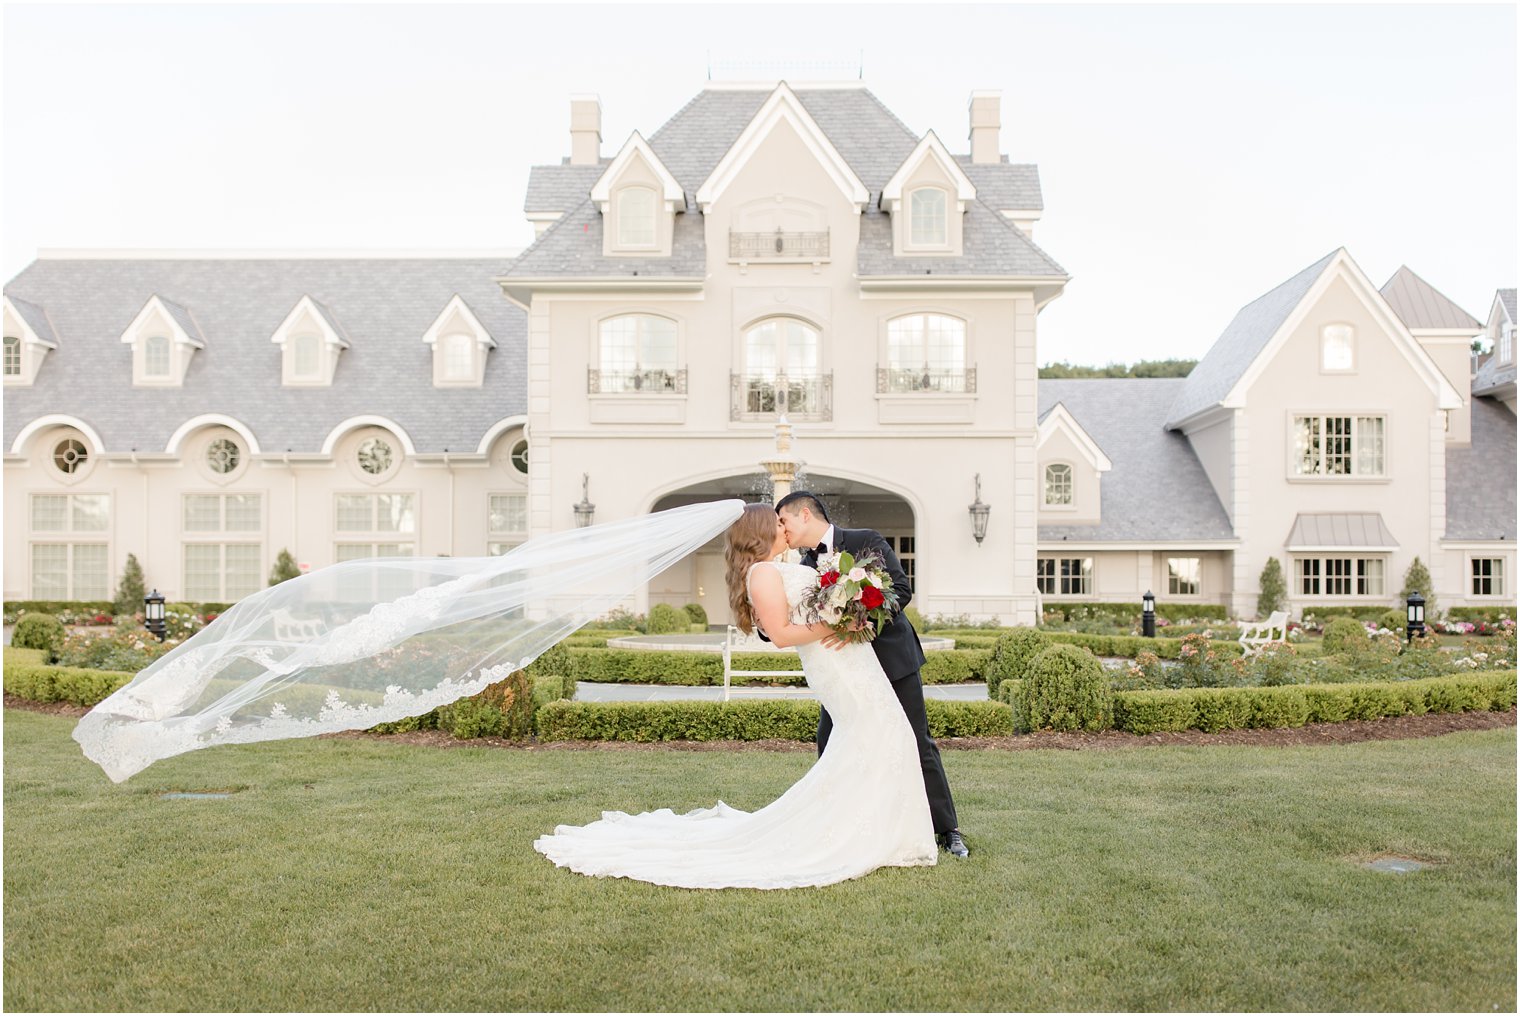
(4, 82, 1515, 624)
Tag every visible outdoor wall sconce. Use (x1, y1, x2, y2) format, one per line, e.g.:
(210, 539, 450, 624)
(1142, 590, 1156, 638)
(968, 474, 990, 545)
(573, 473, 596, 528)
(1406, 590, 1426, 643)
(144, 589, 167, 642)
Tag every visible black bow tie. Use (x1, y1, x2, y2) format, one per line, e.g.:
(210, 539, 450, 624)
(812, 542, 829, 559)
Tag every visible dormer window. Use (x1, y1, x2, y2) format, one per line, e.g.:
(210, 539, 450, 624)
(143, 334, 172, 377)
(881, 131, 976, 257)
(909, 188, 948, 247)
(1321, 323, 1355, 372)
(441, 334, 473, 381)
(591, 131, 684, 257)
(423, 295, 496, 387)
(292, 334, 322, 379)
(121, 295, 204, 387)
(272, 296, 350, 387)
(4, 296, 59, 385)
(617, 187, 657, 248)
(1044, 463, 1073, 506)
(1501, 330, 1513, 365)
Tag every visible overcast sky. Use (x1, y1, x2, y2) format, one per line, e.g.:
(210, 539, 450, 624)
(3, 3, 1514, 366)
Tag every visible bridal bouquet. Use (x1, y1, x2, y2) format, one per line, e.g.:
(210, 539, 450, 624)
(803, 549, 900, 644)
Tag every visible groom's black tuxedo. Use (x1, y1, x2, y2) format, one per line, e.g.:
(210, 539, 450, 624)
(801, 527, 958, 835)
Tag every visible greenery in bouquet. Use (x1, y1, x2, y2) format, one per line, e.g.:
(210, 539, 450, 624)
(803, 549, 900, 644)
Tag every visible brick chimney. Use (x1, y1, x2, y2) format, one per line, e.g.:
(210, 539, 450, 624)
(969, 91, 1001, 164)
(569, 94, 602, 166)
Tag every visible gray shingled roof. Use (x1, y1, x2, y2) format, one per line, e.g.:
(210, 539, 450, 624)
(1500, 288, 1516, 322)
(524, 160, 608, 214)
(504, 86, 1064, 280)
(157, 296, 206, 347)
(1038, 378, 1235, 542)
(7, 294, 57, 346)
(1165, 250, 1338, 429)
(1472, 348, 1517, 396)
(1445, 396, 1518, 540)
(1380, 266, 1481, 330)
(3, 258, 526, 455)
(956, 156, 1043, 211)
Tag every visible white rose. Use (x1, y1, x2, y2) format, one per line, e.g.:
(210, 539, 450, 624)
(848, 567, 866, 582)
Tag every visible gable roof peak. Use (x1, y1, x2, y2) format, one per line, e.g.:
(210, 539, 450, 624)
(694, 82, 870, 212)
(589, 130, 685, 214)
(881, 130, 977, 207)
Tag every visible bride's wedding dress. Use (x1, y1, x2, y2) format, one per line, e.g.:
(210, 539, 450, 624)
(533, 561, 938, 889)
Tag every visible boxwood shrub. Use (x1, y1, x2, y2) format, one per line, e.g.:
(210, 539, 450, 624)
(1110, 671, 1515, 734)
(12, 614, 66, 658)
(1445, 606, 1517, 624)
(534, 698, 1013, 742)
(3, 659, 132, 706)
(1022, 643, 1113, 732)
(563, 647, 987, 686)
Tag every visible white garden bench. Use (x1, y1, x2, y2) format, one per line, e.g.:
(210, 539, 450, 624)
(270, 608, 326, 642)
(721, 625, 802, 702)
(1237, 610, 1290, 657)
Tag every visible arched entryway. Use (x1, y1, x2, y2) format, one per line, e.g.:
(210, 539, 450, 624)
(648, 472, 915, 627)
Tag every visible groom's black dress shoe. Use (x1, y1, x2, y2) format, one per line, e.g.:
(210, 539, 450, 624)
(939, 829, 969, 858)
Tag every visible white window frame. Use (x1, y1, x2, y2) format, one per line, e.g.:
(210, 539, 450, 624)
(1320, 323, 1356, 373)
(1037, 556, 1092, 596)
(441, 333, 474, 382)
(596, 314, 681, 393)
(182, 543, 262, 602)
(1167, 557, 1201, 597)
(1500, 329, 1513, 365)
(334, 491, 417, 540)
(487, 492, 528, 556)
(143, 334, 173, 378)
(291, 333, 323, 380)
(3, 335, 21, 377)
(1043, 463, 1073, 507)
(1291, 414, 1386, 478)
(908, 187, 949, 248)
(1470, 557, 1506, 598)
(28, 492, 111, 600)
(1294, 556, 1386, 598)
(883, 313, 970, 393)
(615, 186, 658, 250)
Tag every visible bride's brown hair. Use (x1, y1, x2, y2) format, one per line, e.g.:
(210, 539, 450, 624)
(725, 503, 780, 634)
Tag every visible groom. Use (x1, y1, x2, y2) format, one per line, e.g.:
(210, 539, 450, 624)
(773, 491, 969, 859)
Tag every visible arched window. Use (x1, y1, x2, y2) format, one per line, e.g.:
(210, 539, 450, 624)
(617, 186, 657, 247)
(1044, 463, 1073, 506)
(884, 313, 968, 392)
(741, 318, 822, 416)
(909, 187, 947, 246)
(3, 335, 20, 376)
(293, 334, 321, 378)
(442, 333, 473, 380)
(143, 334, 171, 377)
(1321, 324, 1354, 371)
(596, 314, 679, 392)
(206, 438, 241, 475)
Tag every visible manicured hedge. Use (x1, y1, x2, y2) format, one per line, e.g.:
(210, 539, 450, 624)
(1111, 670, 1516, 735)
(1445, 606, 1517, 624)
(3, 659, 133, 706)
(564, 648, 989, 686)
(3, 599, 234, 618)
(1041, 602, 1230, 622)
(534, 698, 1014, 742)
(1301, 605, 1396, 622)
(1044, 631, 1244, 660)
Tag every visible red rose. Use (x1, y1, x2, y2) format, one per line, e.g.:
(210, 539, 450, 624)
(861, 585, 885, 610)
(819, 570, 840, 588)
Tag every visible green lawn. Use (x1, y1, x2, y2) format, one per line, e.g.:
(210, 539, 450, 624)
(4, 709, 1514, 1012)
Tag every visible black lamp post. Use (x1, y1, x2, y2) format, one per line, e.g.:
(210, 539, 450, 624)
(144, 589, 166, 642)
(1142, 590, 1156, 638)
(1405, 590, 1426, 643)
(572, 473, 596, 529)
(968, 474, 990, 546)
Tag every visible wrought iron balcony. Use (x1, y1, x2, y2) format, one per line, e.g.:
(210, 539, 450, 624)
(728, 228, 831, 261)
(876, 366, 977, 394)
(731, 372, 833, 421)
(587, 367, 688, 394)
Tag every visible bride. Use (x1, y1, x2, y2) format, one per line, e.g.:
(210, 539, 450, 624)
(533, 503, 938, 889)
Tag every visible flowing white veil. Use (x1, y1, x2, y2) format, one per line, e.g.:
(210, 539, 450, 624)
(73, 499, 746, 783)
